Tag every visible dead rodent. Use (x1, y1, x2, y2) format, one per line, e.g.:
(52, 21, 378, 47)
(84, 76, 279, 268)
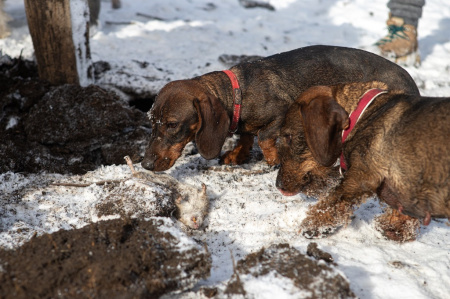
(124, 156, 210, 229)
(52, 156, 209, 230)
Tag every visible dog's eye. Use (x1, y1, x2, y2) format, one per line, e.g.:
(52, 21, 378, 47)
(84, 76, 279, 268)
(167, 122, 178, 129)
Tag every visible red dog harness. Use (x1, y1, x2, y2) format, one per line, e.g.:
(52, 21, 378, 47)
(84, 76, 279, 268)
(340, 88, 388, 172)
(223, 70, 242, 134)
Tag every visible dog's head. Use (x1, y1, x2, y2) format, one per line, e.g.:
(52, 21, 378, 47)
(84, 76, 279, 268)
(276, 86, 349, 196)
(141, 80, 230, 171)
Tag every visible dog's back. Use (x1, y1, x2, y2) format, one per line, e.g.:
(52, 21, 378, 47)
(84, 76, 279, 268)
(379, 96, 450, 219)
(234, 45, 420, 98)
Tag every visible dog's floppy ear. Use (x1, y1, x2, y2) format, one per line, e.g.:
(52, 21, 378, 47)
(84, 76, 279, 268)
(300, 95, 349, 167)
(194, 93, 230, 159)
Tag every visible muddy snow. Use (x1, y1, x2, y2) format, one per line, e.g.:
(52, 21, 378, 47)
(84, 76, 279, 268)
(1, 0, 449, 298)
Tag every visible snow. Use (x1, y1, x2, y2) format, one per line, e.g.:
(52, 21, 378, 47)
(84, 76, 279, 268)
(241, 271, 312, 298)
(69, 0, 92, 86)
(1, 0, 450, 298)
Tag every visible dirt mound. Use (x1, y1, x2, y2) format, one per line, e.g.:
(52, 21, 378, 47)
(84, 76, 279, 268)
(225, 243, 355, 298)
(0, 56, 151, 174)
(0, 218, 211, 298)
(95, 179, 177, 219)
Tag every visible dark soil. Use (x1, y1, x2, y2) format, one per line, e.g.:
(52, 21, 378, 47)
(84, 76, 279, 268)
(307, 242, 335, 264)
(94, 178, 178, 219)
(0, 55, 152, 174)
(225, 243, 355, 298)
(0, 218, 211, 299)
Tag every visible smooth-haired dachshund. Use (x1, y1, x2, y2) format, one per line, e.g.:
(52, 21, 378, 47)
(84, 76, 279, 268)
(141, 45, 419, 171)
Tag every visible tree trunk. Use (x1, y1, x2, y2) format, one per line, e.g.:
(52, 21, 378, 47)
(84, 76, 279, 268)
(24, 0, 92, 86)
(112, 0, 121, 9)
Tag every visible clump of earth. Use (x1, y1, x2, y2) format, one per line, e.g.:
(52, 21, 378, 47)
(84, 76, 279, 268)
(0, 55, 153, 174)
(0, 218, 212, 298)
(224, 243, 355, 298)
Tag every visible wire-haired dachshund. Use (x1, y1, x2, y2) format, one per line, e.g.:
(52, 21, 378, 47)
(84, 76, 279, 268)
(141, 45, 419, 172)
(277, 81, 450, 242)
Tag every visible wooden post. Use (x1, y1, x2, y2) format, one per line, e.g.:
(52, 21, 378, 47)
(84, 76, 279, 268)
(0, 1, 11, 38)
(24, 0, 92, 86)
(112, 0, 121, 9)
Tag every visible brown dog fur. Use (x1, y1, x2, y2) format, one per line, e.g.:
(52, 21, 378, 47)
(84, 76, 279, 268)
(277, 82, 389, 196)
(141, 46, 419, 171)
(277, 82, 450, 241)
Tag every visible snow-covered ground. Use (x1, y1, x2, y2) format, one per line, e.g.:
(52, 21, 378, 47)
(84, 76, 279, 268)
(1, 0, 449, 298)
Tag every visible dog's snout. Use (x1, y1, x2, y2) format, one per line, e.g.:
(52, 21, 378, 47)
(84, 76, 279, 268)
(141, 157, 155, 170)
(275, 173, 284, 190)
(276, 168, 301, 196)
(276, 172, 291, 196)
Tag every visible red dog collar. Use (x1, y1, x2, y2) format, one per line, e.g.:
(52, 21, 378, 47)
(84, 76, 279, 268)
(340, 88, 387, 172)
(223, 70, 242, 134)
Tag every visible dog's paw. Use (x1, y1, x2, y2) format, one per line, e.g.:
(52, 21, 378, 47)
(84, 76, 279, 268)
(374, 207, 420, 243)
(300, 216, 344, 239)
(301, 225, 340, 239)
(299, 199, 354, 238)
(220, 149, 250, 165)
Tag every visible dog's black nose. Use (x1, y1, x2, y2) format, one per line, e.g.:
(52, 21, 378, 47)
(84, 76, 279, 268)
(275, 170, 284, 190)
(275, 170, 299, 196)
(141, 159, 154, 170)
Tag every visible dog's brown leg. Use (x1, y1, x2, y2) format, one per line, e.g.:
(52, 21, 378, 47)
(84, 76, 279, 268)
(220, 134, 254, 165)
(300, 191, 357, 238)
(300, 167, 380, 238)
(374, 207, 420, 242)
(258, 138, 279, 166)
